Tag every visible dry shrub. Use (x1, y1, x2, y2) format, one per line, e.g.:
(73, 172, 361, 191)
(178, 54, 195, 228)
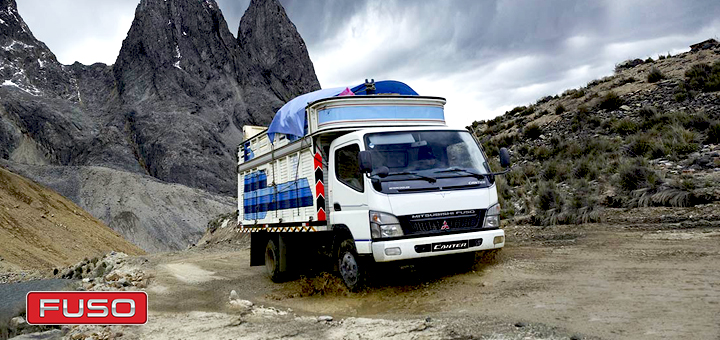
(539, 206, 603, 226)
(598, 91, 624, 111)
(617, 161, 660, 192)
(612, 118, 639, 135)
(647, 67, 665, 83)
(707, 122, 720, 144)
(630, 187, 694, 208)
(524, 123, 542, 139)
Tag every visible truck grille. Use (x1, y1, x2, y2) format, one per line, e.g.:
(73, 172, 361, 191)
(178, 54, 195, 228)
(399, 209, 485, 235)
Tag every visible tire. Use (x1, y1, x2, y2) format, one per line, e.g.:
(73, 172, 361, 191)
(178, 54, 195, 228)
(337, 238, 364, 291)
(265, 238, 283, 282)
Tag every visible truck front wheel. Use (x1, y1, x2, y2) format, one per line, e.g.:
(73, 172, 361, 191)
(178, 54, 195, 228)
(265, 238, 283, 282)
(337, 239, 364, 291)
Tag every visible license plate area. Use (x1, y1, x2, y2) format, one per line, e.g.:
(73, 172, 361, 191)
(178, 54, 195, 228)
(431, 240, 469, 252)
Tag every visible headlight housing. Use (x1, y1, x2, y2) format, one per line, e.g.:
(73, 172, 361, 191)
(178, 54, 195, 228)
(483, 203, 501, 228)
(369, 211, 404, 239)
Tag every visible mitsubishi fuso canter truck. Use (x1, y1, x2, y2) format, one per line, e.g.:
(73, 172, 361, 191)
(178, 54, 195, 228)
(237, 80, 511, 289)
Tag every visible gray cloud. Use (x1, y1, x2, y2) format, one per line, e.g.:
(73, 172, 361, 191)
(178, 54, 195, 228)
(14, 0, 720, 126)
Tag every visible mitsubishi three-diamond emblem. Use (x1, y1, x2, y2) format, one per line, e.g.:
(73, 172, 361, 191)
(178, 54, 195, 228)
(441, 220, 450, 230)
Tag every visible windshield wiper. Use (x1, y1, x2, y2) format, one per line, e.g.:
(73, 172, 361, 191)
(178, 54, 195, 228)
(434, 168, 486, 179)
(384, 171, 437, 183)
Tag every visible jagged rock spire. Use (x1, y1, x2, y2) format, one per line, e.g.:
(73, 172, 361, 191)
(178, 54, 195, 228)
(238, 0, 321, 101)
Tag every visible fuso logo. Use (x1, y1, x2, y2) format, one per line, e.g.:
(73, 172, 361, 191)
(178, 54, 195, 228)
(26, 291, 148, 325)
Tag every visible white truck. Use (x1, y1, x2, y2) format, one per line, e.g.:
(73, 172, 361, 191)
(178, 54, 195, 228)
(237, 84, 510, 289)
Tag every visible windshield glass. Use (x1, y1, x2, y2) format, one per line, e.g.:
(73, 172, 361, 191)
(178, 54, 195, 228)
(364, 130, 490, 177)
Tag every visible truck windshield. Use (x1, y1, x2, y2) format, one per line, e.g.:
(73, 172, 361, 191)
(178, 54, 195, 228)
(364, 130, 490, 179)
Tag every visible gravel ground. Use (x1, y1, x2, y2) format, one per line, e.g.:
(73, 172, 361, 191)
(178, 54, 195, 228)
(8, 205, 720, 339)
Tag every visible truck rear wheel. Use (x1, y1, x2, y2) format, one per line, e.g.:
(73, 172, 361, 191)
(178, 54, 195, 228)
(265, 238, 283, 282)
(337, 239, 364, 291)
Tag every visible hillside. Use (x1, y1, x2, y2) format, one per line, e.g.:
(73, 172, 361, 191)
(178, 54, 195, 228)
(2, 162, 234, 252)
(470, 40, 720, 225)
(0, 166, 144, 272)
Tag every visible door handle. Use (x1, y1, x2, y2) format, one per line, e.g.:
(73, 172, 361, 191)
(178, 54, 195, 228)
(333, 203, 342, 211)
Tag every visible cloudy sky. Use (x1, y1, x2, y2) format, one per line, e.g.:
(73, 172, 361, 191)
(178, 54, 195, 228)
(16, 0, 720, 128)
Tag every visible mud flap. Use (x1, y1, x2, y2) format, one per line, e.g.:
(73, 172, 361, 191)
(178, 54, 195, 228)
(250, 232, 268, 266)
(250, 232, 289, 273)
(278, 234, 288, 273)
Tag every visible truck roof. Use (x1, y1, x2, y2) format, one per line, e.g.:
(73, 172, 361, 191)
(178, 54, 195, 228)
(306, 96, 447, 136)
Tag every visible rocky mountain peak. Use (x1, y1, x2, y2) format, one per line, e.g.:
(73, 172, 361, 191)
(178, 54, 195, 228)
(238, 0, 321, 101)
(114, 0, 244, 103)
(0, 0, 74, 98)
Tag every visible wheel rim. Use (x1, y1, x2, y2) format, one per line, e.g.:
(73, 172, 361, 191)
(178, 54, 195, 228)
(339, 252, 358, 286)
(265, 245, 276, 275)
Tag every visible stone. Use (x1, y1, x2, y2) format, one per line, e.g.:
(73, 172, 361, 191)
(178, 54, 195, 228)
(9, 316, 26, 327)
(318, 315, 333, 322)
(105, 272, 120, 282)
(229, 299, 254, 309)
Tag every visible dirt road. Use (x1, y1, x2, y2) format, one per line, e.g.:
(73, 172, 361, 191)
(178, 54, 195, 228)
(28, 205, 719, 340)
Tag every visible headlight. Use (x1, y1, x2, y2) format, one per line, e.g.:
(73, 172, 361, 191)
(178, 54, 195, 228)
(369, 211, 403, 239)
(484, 203, 500, 228)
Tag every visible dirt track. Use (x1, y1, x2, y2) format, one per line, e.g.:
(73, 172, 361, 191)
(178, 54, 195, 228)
(106, 210, 719, 340)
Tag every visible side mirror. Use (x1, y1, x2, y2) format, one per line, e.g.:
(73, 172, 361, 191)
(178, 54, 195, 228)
(359, 150, 373, 173)
(372, 166, 389, 178)
(499, 147, 511, 168)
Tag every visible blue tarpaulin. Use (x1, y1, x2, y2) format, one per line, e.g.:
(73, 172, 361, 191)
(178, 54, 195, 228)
(351, 80, 418, 96)
(266, 80, 418, 142)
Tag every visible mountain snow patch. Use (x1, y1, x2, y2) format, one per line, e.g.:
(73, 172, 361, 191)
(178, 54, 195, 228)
(3, 40, 34, 51)
(174, 45, 182, 69)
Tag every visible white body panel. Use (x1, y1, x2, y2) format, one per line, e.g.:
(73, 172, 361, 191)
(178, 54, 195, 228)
(386, 186, 499, 217)
(238, 132, 325, 228)
(328, 134, 373, 253)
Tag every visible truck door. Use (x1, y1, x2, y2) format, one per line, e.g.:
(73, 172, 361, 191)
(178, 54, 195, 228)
(329, 140, 371, 251)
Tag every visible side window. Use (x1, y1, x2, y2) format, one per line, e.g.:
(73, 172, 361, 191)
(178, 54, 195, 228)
(335, 144, 364, 192)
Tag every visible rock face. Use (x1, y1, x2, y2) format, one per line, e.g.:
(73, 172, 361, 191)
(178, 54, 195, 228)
(238, 0, 321, 102)
(0, 0, 320, 194)
(0, 0, 320, 251)
(111, 0, 320, 194)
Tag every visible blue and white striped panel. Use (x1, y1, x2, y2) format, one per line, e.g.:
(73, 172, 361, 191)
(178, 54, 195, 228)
(243, 171, 313, 221)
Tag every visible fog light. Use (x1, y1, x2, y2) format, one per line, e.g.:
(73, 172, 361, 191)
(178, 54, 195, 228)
(384, 247, 402, 256)
(493, 236, 504, 245)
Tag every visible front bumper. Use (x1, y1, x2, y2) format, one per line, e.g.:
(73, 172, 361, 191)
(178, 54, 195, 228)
(371, 229, 505, 262)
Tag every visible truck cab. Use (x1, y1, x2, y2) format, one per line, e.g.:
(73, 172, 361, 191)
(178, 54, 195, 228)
(238, 87, 509, 289)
